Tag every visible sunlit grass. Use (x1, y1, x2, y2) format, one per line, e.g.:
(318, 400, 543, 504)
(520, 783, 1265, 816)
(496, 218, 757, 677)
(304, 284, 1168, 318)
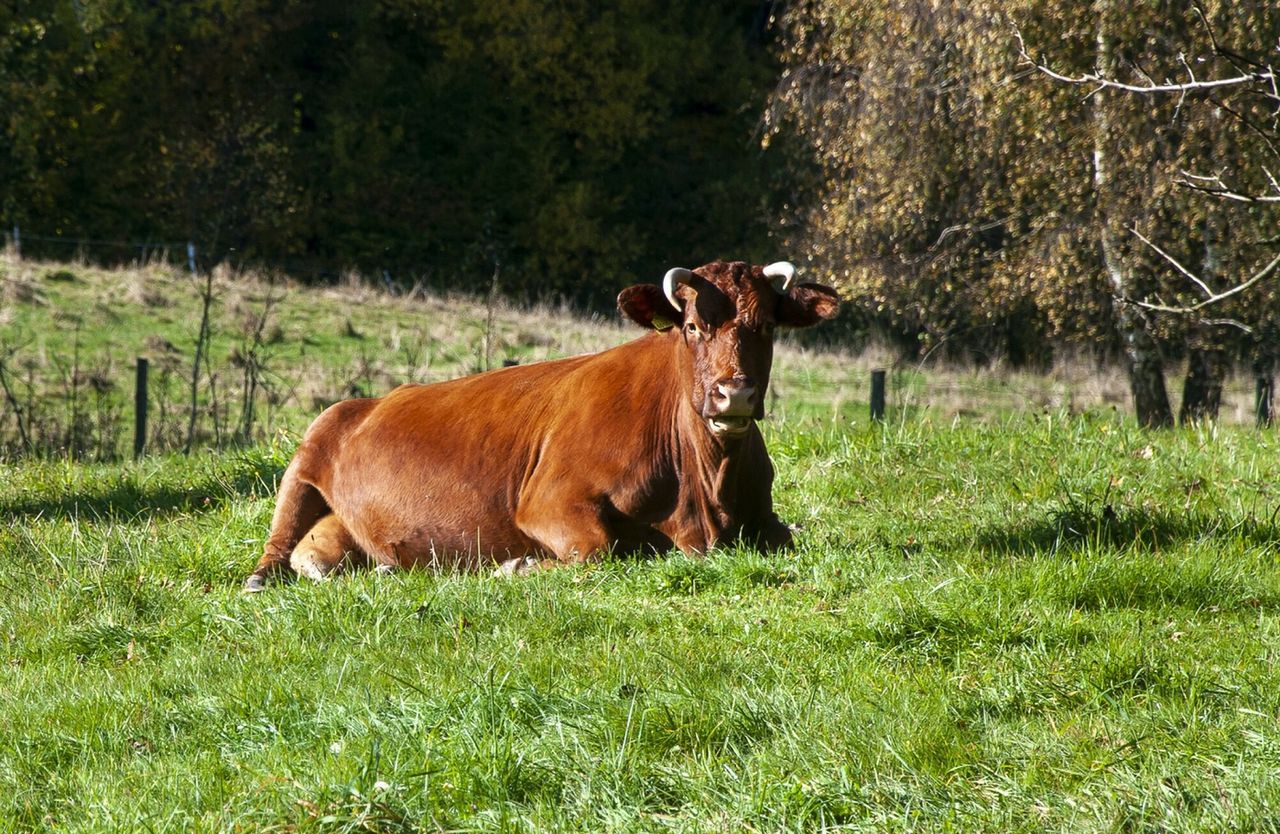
(3, 413, 1280, 831)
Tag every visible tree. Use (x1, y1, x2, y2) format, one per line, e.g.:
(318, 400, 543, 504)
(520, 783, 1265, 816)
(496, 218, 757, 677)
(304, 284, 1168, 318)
(768, 0, 1280, 424)
(1087, 0, 1174, 426)
(1, 0, 783, 308)
(1018, 2, 1280, 422)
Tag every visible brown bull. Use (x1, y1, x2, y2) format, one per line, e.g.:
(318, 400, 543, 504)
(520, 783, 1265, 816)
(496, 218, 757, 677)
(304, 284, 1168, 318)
(244, 259, 839, 591)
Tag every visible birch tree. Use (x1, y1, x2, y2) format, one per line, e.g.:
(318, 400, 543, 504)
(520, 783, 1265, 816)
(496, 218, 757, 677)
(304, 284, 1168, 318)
(1089, 0, 1173, 426)
(1020, 1, 1280, 422)
(769, 0, 1280, 425)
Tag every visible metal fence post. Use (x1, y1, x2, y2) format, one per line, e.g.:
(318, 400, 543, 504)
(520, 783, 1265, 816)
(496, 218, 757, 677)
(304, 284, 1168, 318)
(134, 357, 149, 458)
(870, 369, 886, 422)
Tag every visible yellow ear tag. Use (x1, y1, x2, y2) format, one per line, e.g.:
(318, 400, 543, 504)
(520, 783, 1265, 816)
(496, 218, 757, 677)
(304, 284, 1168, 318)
(652, 315, 674, 332)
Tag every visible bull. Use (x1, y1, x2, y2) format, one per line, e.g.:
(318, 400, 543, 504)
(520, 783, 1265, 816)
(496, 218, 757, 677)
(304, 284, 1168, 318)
(244, 259, 839, 591)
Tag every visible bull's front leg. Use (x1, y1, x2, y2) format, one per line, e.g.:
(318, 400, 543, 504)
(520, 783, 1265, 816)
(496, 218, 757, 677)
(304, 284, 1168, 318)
(246, 458, 330, 591)
(512, 497, 617, 571)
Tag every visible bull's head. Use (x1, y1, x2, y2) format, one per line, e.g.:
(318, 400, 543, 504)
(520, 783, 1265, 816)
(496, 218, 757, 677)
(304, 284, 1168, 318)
(618, 260, 840, 439)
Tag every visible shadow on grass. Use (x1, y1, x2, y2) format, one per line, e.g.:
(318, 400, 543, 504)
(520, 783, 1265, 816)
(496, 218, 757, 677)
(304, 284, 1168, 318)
(972, 503, 1280, 558)
(967, 502, 1280, 612)
(0, 454, 284, 522)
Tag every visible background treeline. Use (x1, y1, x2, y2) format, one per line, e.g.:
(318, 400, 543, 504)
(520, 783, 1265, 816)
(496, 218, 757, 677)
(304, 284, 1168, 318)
(4, 1, 1280, 428)
(1, 0, 781, 308)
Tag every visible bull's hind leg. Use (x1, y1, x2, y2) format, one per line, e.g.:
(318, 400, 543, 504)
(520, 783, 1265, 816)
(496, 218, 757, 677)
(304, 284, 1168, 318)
(245, 457, 330, 592)
(290, 514, 368, 581)
(247, 397, 380, 592)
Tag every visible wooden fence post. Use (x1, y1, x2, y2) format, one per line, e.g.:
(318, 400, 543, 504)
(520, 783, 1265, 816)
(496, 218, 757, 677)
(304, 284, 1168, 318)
(1258, 375, 1273, 428)
(134, 357, 149, 458)
(870, 369, 886, 422)
(187, 241, 197, 276)
(10, 225, 18, 258)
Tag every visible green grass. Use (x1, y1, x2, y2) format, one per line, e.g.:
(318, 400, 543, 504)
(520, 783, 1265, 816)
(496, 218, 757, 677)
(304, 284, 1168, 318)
(9, 252, 1268, 468)
(4, 411, 1280, 832)
(0, 255, 647, 457)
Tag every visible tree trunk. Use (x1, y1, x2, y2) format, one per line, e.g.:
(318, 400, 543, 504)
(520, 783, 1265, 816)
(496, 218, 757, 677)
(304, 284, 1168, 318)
(1180, 333, 1228, 424)
(1117, 317, 1173, 428)
(1180, 221, 1229, 424)
(1255, 353, 1276, 427)
(1092, 2, 1173, 428)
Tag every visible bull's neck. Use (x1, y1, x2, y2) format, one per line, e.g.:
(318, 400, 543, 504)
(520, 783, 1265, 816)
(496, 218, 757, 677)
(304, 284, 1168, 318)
(661, 333, 755, 543)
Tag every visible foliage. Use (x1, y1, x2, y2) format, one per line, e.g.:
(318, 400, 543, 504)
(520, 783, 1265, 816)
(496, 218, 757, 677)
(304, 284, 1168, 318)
(0, 0, 780, 307)
(767, 0, 1280, 372)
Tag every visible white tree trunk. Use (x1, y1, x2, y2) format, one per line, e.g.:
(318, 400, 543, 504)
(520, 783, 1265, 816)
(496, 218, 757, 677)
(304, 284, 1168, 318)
(1092, 1, 1173, 428)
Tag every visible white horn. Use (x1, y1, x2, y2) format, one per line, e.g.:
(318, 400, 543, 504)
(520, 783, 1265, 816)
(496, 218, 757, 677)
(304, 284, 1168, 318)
(663, 267, 694, 310)
(763, 261, 796, 294)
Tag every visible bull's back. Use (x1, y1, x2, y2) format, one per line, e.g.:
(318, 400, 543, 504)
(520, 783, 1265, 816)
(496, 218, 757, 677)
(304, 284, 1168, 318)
(320, 357, 592, 565)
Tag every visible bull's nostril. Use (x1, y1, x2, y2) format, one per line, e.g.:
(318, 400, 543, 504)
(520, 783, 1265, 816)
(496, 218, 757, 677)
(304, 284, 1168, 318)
(711, 381, 757, 415)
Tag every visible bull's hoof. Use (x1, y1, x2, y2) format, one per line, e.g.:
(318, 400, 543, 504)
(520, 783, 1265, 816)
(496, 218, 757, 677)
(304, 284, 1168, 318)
(243, 574, 268, 593)
(494, 555, 547, 578)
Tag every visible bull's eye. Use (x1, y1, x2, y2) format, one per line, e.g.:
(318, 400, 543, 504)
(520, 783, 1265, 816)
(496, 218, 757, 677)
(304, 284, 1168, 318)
(761, 322, 776, 338)
(684, 321, 701, 338)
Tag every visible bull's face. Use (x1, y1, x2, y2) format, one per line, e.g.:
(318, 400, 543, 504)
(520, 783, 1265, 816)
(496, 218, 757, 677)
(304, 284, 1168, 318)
(618, 260, 840, 440)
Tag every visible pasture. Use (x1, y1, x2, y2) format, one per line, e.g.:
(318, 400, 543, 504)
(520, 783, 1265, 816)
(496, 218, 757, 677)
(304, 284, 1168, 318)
(3, 260, 1280, 832)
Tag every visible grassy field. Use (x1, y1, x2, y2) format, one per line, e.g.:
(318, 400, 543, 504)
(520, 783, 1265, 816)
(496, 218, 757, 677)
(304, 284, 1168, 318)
(4, 407, 1280, 831)
(4, 258, 1280, 831)
(0, 253, 643, 457)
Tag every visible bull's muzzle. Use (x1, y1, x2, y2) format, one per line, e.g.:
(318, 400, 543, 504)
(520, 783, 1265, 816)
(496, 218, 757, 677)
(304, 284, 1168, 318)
(705, 377, 758, 437)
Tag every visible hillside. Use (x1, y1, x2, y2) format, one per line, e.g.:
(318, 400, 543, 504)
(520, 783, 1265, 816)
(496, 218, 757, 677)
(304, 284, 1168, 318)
(0, 253, 1271, 464)
(1, 254, 887, 459)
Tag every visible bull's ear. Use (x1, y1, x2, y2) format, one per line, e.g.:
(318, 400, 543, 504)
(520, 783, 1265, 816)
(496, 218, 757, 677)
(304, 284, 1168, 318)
(618, 284, 681, 331)
(777, 283, 841, 329)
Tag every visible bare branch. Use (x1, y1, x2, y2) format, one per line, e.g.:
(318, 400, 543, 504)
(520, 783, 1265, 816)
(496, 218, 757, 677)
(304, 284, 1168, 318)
(1197, 317, 1254, 334)
(1030, 62, 1269, 96)
(1192, 3, 1270, 78)
(1014, 27, 1276, 98)
(1128, 226, 1216, 297)
(1208, 99, 1280, 157)
(1121, 249, 1280, 315)
(0, 350, 32, 453)
(1176, 170, 1280, 203)
(908, 216, 1012, 265)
